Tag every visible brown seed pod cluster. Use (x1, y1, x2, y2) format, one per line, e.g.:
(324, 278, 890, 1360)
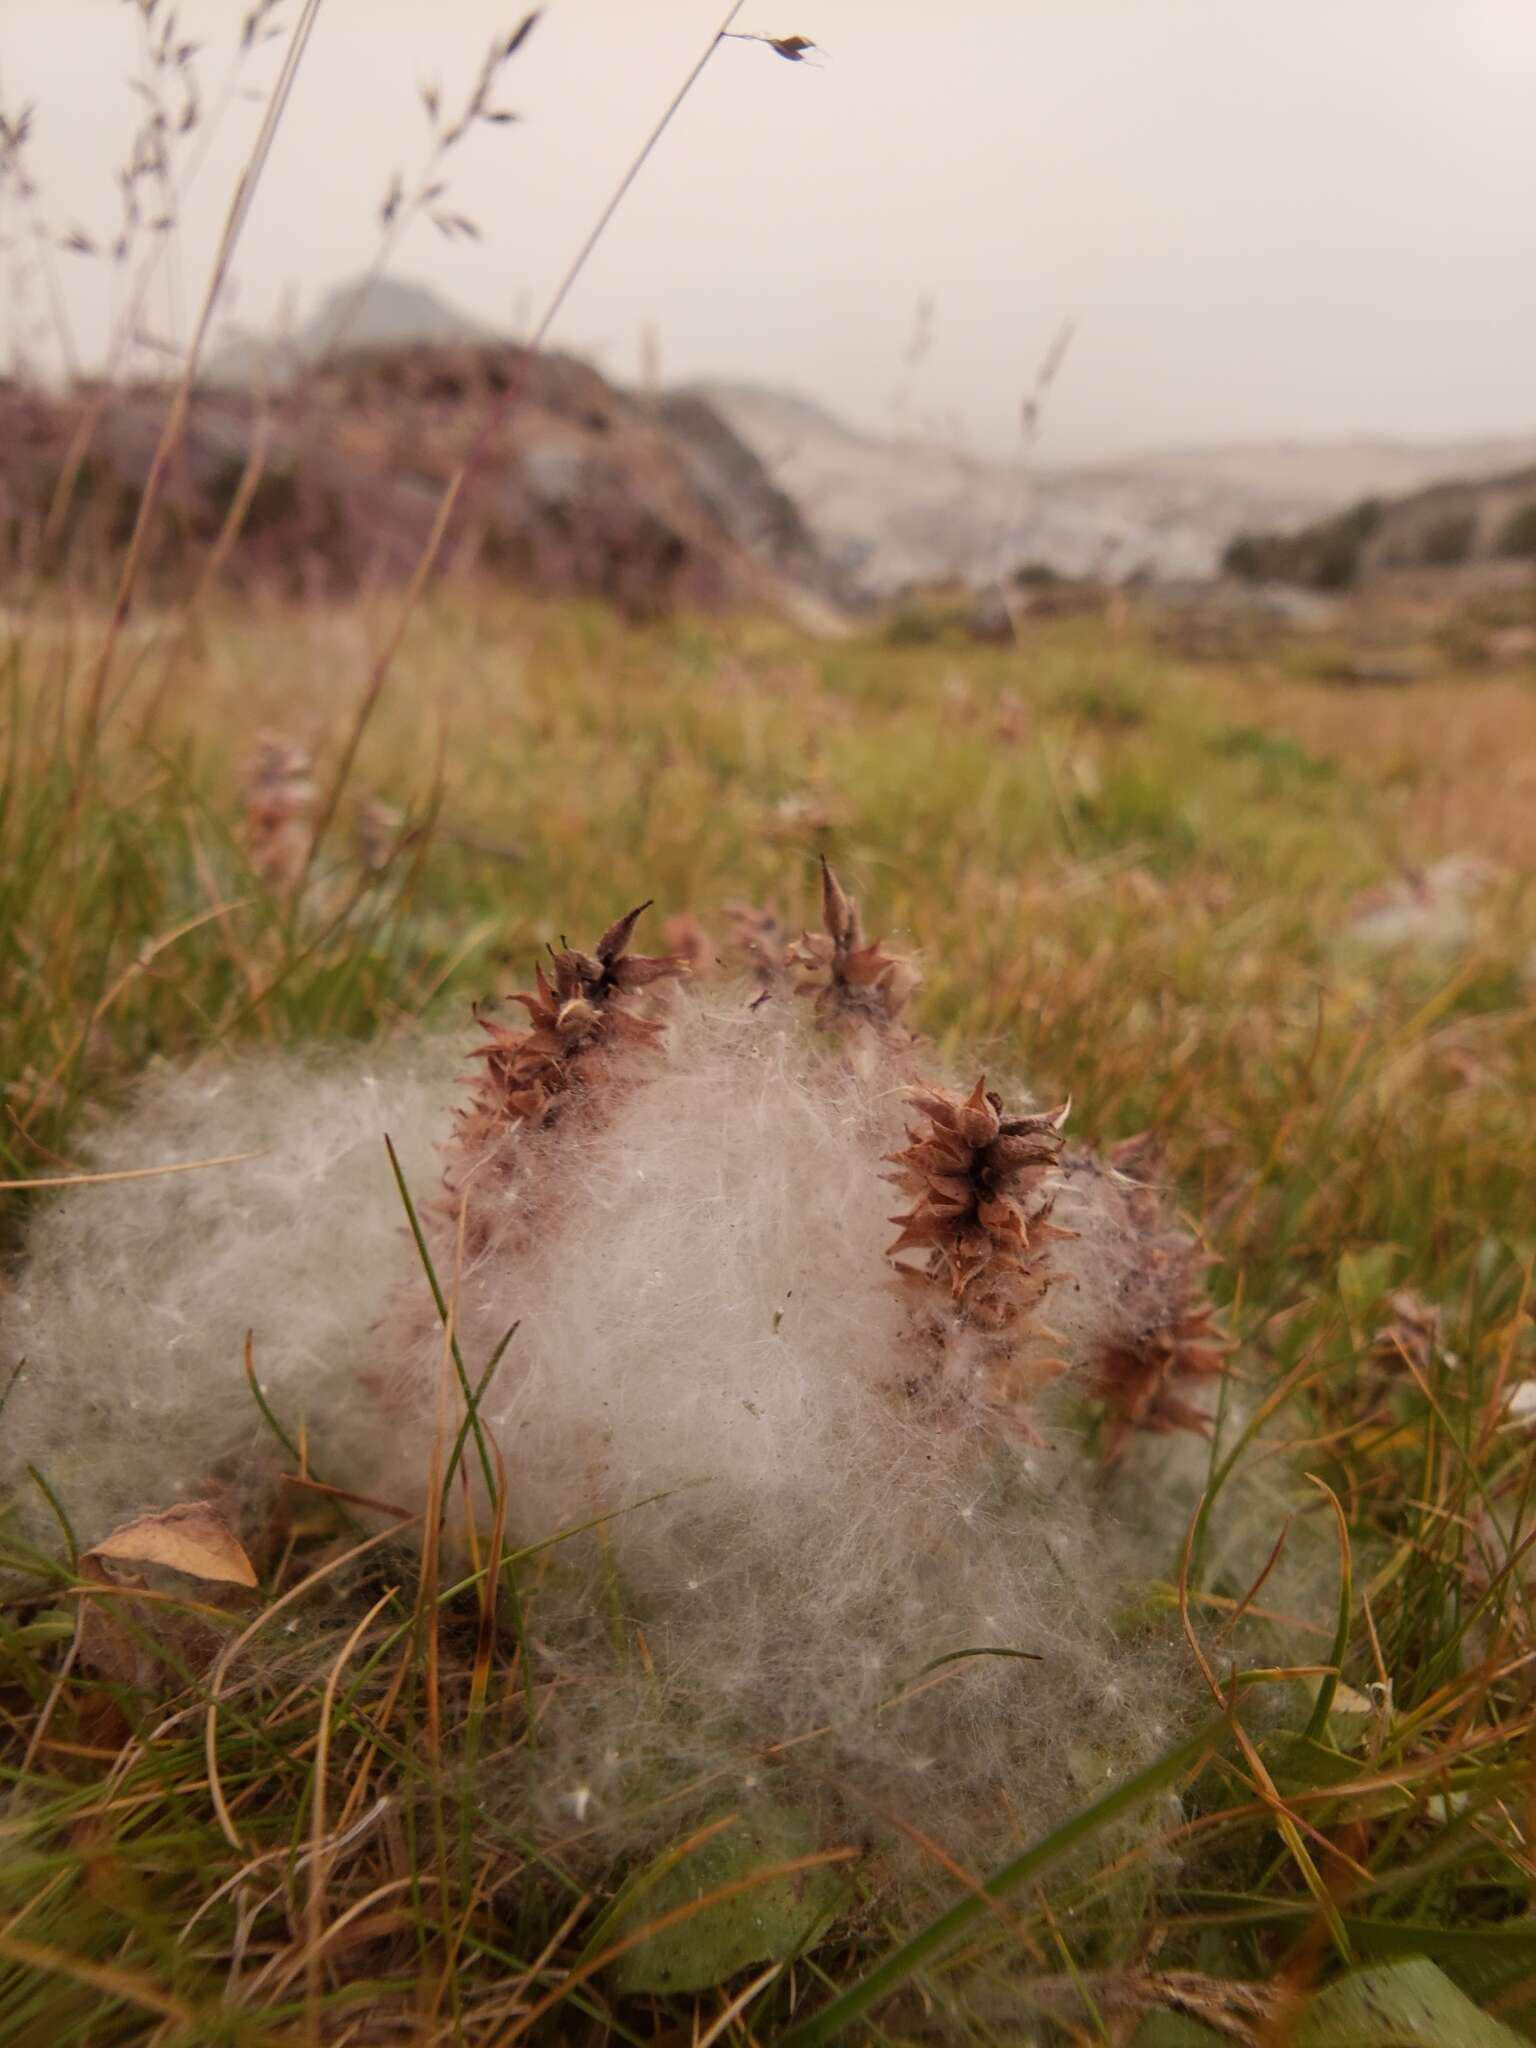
(883, 1076, 1073, 1428)
(436, 870, 1226, 1453)
(455, 903, 686, 1146)
(723, 900, 791, 992)
(436, 903, 687, 1267)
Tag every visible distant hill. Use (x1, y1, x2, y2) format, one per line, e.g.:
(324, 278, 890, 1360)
(207, 284, 1536, 595)
(692, 380, 1536, 590)
(1224, 465, 1536, 591)
(189, 280, 846, 619)
(208, 276, 497, 386)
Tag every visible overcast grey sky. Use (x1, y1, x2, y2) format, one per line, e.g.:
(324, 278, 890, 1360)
(1, 0, 1532, 463)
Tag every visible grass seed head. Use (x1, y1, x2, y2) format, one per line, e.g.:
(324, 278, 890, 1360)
(241, 732, 316, 892)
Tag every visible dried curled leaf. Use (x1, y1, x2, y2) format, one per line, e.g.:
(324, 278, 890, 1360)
(83, 1502, 258, 1587)
(78, 1502, 257, 1688)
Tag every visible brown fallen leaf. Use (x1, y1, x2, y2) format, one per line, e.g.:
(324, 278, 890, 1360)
(78, 1502, 258, 1689)
(83, 1501, 259, 1588)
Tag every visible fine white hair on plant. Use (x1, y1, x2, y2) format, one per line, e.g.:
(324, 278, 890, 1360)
(396, 986, 1192, 1870)
(1, 1040, 458, 1553)
(2, 878, 1309, 1884)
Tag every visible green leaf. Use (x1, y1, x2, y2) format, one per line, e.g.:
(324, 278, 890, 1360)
(1295, 1958, 1526, 2047)
(607, 1806, 851, 1996)
(1265, 1730, 1362, 1792)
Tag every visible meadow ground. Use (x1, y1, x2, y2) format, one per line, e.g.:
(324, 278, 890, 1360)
(2, 584, 1535, 2043)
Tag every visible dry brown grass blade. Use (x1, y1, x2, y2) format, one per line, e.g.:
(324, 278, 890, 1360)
(244, 1875, 427, 2005)
(16, 1636, 80, 1785)
(0, 1149, 266, 1192)
(205, 1519, 419, 1854)
(469, 1437, 511, 1723)
(0, 1930, 194, 2024)
(695, 1960, 786, 2048)
(81, 0, 327, 743)
(298, 0, 753, 881)
(16, 899, 253, 1134)
(280, 1473, 416, 1520)
(464, 1885, 595, 2033)
(304, 1586, 398, 2044)
(333, 1640, 417, 1840)
(1178, 1500, 1365, 1954)
(820, 1772, 1035, 1948)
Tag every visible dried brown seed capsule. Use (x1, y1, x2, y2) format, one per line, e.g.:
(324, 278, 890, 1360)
(785, 858, 920, 1047)
(1074, 1136, 1228, 1455)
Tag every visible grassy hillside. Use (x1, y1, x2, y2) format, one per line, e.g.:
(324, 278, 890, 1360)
(3, 589, 1535, 2043)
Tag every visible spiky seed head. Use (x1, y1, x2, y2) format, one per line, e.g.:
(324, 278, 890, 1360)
(455, 903, 687, 1145)
(883, 1076, 1072, 1429)
(786, 858, 920, 1046)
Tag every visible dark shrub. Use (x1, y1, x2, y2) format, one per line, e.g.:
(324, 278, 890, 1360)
(1224, 498, 1380, 589)
(1420, 513, 1475, 567)
(1498, 502, 1536, 560)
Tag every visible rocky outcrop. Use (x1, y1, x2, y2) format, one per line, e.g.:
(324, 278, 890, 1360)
(653, 390, 849, 608)
(0, 344, 845, 623)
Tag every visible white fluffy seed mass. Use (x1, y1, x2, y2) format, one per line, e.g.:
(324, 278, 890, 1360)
(0, 979, 1290, 1878)
(1, 1044, 454, 1549)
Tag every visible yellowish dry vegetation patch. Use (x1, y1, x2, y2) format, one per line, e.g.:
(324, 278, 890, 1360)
(1223, 670, 1536, 868)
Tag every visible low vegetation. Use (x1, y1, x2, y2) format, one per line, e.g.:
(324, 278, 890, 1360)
(3, 584, 1535, 2042)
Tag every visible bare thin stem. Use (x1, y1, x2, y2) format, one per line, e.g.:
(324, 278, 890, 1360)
(79, 0, 327, 749)
(529, 0, 748, 355)
(299, 0, 751, 884)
